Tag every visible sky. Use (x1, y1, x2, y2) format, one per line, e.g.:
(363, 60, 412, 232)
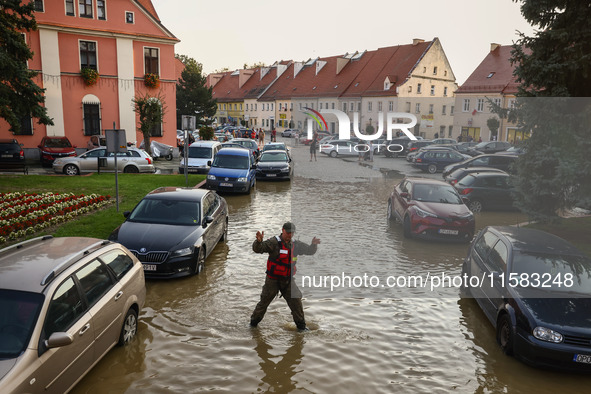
(151, 0, 535, 85)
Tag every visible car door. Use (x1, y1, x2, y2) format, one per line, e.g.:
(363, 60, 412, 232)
(74, 259, 121, 361)
(201, 193, 217, 253)
(480, 239, 509, 322)
(108, 151, 132, 172)
(80, 148, 106, 172)
(35, 277, 94, 393)
(393, 180, 411, 220)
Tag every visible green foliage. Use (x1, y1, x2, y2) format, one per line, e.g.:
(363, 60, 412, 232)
(176, 54, 217, 128)
(365, 124, 375, 134)
(199, 126, 214, 141)
(509, 1, 591, 222)
(80, 67, 99, 86)
(486, 117, 500, 138)
(132, 93, 166, 157)
(0, 1, 53, 132)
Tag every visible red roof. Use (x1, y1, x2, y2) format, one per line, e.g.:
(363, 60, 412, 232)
(137, 0, 160, 21)
(456, 45, 519, 94)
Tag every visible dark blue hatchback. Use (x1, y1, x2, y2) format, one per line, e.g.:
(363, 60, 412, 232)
(206, 148, 256, 194)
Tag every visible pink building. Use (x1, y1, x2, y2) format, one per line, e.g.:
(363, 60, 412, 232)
(0, 0, 179, 156)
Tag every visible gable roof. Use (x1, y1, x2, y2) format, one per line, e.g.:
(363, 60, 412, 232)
(456, 45, 519, 95)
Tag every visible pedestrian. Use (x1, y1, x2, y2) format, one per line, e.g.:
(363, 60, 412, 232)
(259, 129, 265, 147)
(310, 132, 318, 161)
(478, 136, 482, 143)
(250, 222, 321, 331)
(272, 128, 277, 142)
(87, 135, 99, 150)
(368, 140, 374, 162)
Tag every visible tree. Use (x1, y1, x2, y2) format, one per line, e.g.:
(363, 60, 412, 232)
(486, 117, 499, 140)
(176, 55, 217, 128)
(509, 0, 591, 222)
(243, 61, 267, 69)
(132, 93, 165, 157)
(0, 1, 53, 132)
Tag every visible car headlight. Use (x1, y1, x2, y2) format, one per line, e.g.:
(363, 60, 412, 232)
(53, 159, 63, 165)
(533, 326, 563, 343)
(280, 166, 290, 172)
(171, 247, 193, 257)
(237, 177, 247, 182)
(415, 207, 437, 218)
(207, 174, 216, 180)
(458, 212, 474, 220)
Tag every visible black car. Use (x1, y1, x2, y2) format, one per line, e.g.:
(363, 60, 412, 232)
(411, 148, 466, 174)
(461, 226, 591, 371)
(443, 166, 506, 186)
(382, 137, 414, 158)
(0, 138, 26, 173)
(453, 172, 517, 212)
(405, 140, 433, 160)
(472, 141, 511, 154)
(442, 154, 518, 177)
(109, 187, 228, 279)
(255, 150, 293, 180)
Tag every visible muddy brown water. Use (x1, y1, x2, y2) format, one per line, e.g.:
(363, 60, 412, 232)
(72, 144, 591, 393)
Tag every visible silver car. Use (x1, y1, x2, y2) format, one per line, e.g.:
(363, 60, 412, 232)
(53, 147, 155, 175)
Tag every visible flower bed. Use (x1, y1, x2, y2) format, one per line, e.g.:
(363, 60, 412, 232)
(0, 192, 111, 245)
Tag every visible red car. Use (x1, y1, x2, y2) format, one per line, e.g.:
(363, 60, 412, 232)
(38, 136, 77, 166)
(387, 178, 475, 242)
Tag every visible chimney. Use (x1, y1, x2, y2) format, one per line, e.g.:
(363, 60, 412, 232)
(412, 38, 425, 46)
(490, 43, 501, 52)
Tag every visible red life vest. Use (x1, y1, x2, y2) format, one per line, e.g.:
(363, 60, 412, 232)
(266, 236, 297, 279)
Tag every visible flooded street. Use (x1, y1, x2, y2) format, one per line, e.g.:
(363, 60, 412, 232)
(73, 140, 591, 393)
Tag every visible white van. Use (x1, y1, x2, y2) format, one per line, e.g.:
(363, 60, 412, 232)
(179, 140, 222, 174)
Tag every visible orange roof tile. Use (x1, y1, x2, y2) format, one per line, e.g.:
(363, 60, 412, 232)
(456, 45, 519, 94)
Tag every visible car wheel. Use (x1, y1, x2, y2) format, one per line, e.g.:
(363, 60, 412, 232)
(329, 150, 338, 158)
(64, 164, 79, 176)
(403, 215, 412, 238)
(387, 200, 394, 222)
(165, 153, 173, 161)
(117, 308, 138, 346)
(192, 247, 205, 275)
(124, 166, 139, 173)
(497, 314, 514, 355)
(468, 199, 483, 213)
(427, 164, 437, 174)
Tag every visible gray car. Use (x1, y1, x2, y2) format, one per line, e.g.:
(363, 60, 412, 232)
(53, 147, 155, 175)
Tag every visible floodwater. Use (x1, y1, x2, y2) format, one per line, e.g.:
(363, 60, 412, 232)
(72, 143, 591, 393)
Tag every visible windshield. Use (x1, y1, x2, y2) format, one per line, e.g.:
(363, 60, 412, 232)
(260, 152, 288, 162)
(263, 144, 285, 151)
(44, 138, 72, 148)
(235, 140, 256, 149)
(511, 252, 591, 295)
(0, 289, 44, 358)
(212, 154, 250, 169)
(129, 198, 200, 225)
(188, 147, 213, 159)
(412, 184, 463, 204)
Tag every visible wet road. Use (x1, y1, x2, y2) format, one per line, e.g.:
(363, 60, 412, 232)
(72, 138, 591, 393)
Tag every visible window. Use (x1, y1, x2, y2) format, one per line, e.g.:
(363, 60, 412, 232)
(66, 0, 75, 15)
(463, 99, 470, 112)
(487, 72, 495, 78)
(493, 98, 502, 108)
(440, 125, 445, 136)
(433, 66, 437, 75)
(18, 114, 33, 136)
(417, 83, 422, 94)
(126, 11, 134, 23)
(415, 103, 420, 113)
(76, 260, 113, 307)
(79, 0, 93, 18)
(331, 103, 335, 109)
(378, 102, 382, 112)
(357, 102, 361, 111)
(151, 122, 162, 137)
(144, 47, 159, 75)
(318, 103, 322, 110)
(342, 102, 347, 112)
(389, 101, 394, 111)
(451, 106, 454, 115)
(443, 87, 448, 96)
(429, 104, 434, 114)
(45, 278, 85, 335)
(34, 0, 44, 12)
(368, 101, 372, 112)
(83, 103, 101, 136)
(442, 105, 447, 115)
(477, 98, 485, 112)
(448, 125, 453, 137)
(80, 41, 97, 70)
(97, 0, 106, 20)
(430, 85, 435, 95)
(405, 102, 411, 112)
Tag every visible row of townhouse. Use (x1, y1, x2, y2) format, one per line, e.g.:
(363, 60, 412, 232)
(0, 0, 179, 156)
(209, 40, 522, 143)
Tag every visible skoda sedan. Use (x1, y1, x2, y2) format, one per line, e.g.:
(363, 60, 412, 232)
(387, 178, 475, 242)
(461, 226, 591, 371)
(110, 188, 228, 278)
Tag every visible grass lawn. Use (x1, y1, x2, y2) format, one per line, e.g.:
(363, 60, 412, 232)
(0, 173, 205, 243)
(524, 216, 591, 258)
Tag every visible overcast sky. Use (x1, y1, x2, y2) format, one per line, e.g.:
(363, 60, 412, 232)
(151, 0, 535, 85)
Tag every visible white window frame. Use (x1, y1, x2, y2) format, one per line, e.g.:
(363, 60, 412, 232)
(463, 99, 470, 112)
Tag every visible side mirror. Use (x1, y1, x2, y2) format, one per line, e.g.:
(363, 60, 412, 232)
(207, 160, 212, 166)
(123, 211, 131, 218)
(45, 332, 73, 349)
(202, 216, 214, 227)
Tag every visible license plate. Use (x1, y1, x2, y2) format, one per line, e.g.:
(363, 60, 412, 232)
(220, 182, 233, 187)
(1, 154, 12, 158)
(574, 354, 591, 364)
(143, 264, 157, 271)
(438, 229, 459, 235)
(266, 174, 276, 177)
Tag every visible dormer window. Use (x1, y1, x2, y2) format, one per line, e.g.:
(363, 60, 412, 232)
(384, 82, 390, 90)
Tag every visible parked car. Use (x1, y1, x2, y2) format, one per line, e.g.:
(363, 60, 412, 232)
(472, 140, 512, 154)
(461, 226, 591, 371)
(387, 178, 475, 242)
(178, 140, 221, 174)
(405, 140, 434, 161)
(443, 166, 506, 185)
(382, 137, 414, 158)
(0, 138, 26, 171)
(255, 150, 293, 180)
(110, 187, 228, 278)
(37, 136, 77, 166)
(442, 154, 518, 178)
(262, 142, 290, 156)
(431, 137, 457, 145)
(319, 140, 359, 158)
(52, 147, 155, 175)
(281, 129, 300, 138)
(411, 148, 467, 173)
(302, 132, 331, 145)
(501, 145, 527, 155)
(0, 235, 145, 393)
(231, 138, 260, 159)
(453, 172, 517, 212)
(206, 147, 257, 194)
